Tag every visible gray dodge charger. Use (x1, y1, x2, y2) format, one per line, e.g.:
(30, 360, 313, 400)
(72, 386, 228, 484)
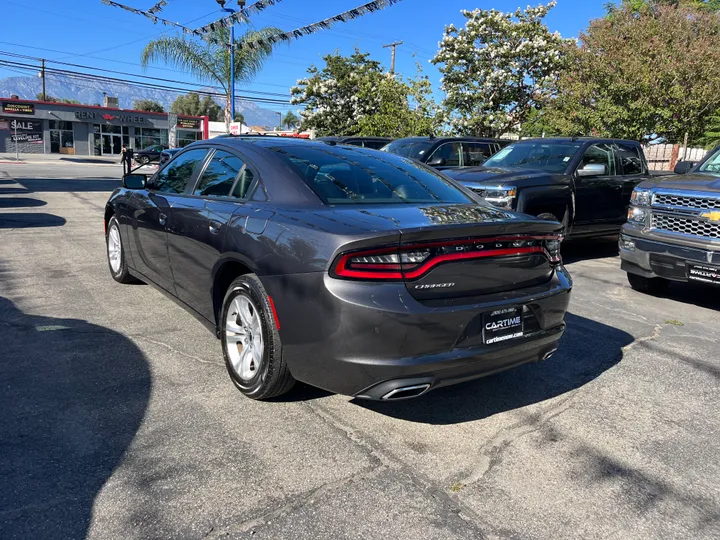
(105, 137, 572, 401)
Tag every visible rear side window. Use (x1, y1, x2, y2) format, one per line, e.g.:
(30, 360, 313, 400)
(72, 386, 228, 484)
(615, 143, 645, 175)
(270, 145, 471, 206)
(363, 140, 388, 150)
(194, 150, 245, 197)
(463, 142, 493, 166)
(152, 148, 208, 194)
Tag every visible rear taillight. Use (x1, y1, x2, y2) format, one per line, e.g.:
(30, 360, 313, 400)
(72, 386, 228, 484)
(331, 235, 563, 281)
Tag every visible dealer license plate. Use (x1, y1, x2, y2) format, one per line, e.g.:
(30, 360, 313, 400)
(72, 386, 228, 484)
(482, 307, 524, 345)
(688, 264, 720, 285)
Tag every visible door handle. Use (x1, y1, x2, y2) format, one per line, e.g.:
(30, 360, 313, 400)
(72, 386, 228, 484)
(209, 220, 221, 235)
(158, 213, 167, 226)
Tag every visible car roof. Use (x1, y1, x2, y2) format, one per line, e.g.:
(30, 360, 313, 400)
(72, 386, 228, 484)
(389, 136, 509, 143)
(513, 137, 641, 145)
(315, 136, 392, 141)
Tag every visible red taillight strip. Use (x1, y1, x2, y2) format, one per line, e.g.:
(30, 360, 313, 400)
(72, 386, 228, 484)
(333, 253, 404, 280)
(402, 247, 544, 279)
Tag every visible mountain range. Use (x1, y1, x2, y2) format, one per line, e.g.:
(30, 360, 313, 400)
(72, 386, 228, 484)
(0, 74, 283, 128)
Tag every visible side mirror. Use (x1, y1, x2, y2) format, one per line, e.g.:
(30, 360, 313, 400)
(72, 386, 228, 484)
(427, 155, 446, 167)
(577, 163, 607, 177)
(123, 174, 147, 190)
(673, 161, 696, 174)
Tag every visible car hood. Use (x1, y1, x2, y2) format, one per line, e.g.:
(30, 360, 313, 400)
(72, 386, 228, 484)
(639, 172, 720, 193)
(446, 167, 564, 186)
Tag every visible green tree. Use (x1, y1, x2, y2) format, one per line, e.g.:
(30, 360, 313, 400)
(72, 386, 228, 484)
(291, 50, 439, 137)
(141, 27, 279, 129)
(605, 0, 720, 14)
(701, 110, 720, 148)
(170, 93, 223, 121)
(37, 93, 80, 104)
(282, 111, 299, 129)
(132, 99, 164, 113)
(233, 112, 245, 124)
(546, 3, 720, 142)
(431, 1, 572, 137)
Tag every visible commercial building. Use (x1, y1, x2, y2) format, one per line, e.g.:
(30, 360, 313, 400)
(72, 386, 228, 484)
(0, 98, 208, 156)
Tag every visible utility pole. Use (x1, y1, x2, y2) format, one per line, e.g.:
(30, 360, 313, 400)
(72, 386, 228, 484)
(217, 0, 242, 130)
(382, 41, 403, 74)
(41, 59, 46, 101)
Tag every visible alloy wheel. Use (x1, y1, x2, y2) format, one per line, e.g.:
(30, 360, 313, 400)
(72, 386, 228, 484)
(108, 224, 122, 274)
(225, 294, 264, 381)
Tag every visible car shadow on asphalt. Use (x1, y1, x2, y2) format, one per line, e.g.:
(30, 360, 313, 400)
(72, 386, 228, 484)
(353, 312, 632, 425)
(0, 297, 151, 539)
(0, 213, 66, 229)
(562, 236, 619, 264)
(0, 197, 47, 209)
(11, 178, 121, 193)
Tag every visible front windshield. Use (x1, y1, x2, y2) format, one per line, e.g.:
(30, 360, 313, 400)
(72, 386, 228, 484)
(381, 140, 434, 160)
(697, 147, 720, 173)
(483, 142, 582, 173)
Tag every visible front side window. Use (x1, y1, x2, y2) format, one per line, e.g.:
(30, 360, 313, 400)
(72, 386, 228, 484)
(483, 142, 582, 173)
(615, 143, 644, 175)
(428, 142, 462, 166)
(193, 150, 245, 198)
(579, 144, 616, 175)
(152, 148, 208, 194)
(697, 147, 720, 173)
(463, 142, 493, 167)
(270, 145, 472, 206)
(381, 140, 434, 160)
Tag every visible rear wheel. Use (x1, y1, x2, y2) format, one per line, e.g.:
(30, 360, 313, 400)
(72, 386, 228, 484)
(137, 156, 149, 165)
(536, 210, 568, 236)
(627, 272, 669, 295)
(221, 274, 295, 400)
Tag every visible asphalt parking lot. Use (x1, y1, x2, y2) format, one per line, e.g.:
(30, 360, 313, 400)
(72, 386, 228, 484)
(1, 162, 719, 540)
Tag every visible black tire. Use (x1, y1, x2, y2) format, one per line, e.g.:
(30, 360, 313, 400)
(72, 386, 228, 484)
(536, 210, 568, 236)
(627, 272, 669, 295)
(220, 274, 295, 400)
(106, 216, 139, 284)
(138, 156, 149, 165)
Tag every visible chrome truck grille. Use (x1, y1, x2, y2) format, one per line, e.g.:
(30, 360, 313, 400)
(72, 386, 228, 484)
(650, 189, 720, 240)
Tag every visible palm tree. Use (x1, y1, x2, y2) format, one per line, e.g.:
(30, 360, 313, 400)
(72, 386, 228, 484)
(234, 112, 245, 125)
(141, 27, 279, 129)
(282, 111, 299, 130)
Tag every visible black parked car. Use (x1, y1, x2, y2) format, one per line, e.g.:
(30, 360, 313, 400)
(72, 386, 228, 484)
(315, 136, 392, 149)
(135, 144, 168, 165)
(106, 139, 571, 400)
(382, 136, 510, 170)
(447, 138, 651, 238)
(159, 148, 181, 166)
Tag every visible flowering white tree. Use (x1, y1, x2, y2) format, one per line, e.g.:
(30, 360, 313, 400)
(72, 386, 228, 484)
(291, 50, 439, 137)
(432, 1, 572, 136)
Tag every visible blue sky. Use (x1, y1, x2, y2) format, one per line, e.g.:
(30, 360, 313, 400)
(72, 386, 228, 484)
(0, 0, 609, 113)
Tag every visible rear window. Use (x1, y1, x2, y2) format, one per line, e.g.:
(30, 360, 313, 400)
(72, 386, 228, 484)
(270, 145, 471, 206)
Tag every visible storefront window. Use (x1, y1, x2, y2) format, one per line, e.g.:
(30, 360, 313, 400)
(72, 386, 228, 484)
(178, 130, 202, 148)
(49, 120, 73, 131)
(50, 123, 74, 154)
(135, 127, 168, 150)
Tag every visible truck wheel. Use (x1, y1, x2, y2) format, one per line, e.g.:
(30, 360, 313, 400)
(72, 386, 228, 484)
(627, 272, 669, 295)
(536, 211, 568, 236)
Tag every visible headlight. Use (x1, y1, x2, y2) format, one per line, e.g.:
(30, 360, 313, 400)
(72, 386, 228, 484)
(627, 206, 649, 225)
(472, 186, 517, 209)
(630, 188, 651, 207)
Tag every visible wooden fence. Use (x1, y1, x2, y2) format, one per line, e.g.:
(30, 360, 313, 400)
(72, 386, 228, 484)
(643, 143, 707, 171)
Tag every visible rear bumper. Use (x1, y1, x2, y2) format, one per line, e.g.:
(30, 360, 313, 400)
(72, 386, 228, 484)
(619, 226, 720, 282)
(261, 267, 572, 398)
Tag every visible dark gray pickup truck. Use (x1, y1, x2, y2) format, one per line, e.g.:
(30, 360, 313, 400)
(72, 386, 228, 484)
(620, 144, 720, 294)
(447, 137, 650, 238)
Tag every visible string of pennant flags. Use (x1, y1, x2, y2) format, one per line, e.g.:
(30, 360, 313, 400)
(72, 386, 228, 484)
(101, 0, 403, 50)
(208, 0, 405, 50)
(147, 0, 168, 15)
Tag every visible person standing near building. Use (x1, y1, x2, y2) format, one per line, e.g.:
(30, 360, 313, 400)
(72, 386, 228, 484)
(121, 145, 133, 175)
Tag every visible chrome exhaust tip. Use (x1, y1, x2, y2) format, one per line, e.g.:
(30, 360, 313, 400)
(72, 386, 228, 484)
(542, 349, 558, 361)
(381, 383, 431, 401)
